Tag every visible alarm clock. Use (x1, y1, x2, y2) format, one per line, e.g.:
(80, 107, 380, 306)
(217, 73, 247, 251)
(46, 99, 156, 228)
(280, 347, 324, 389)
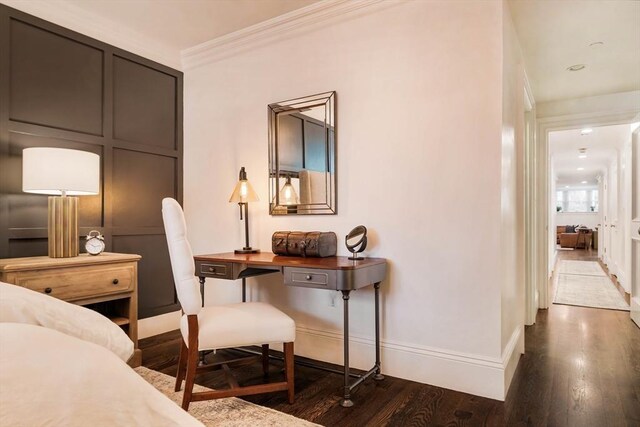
(85, 230, 105, 256)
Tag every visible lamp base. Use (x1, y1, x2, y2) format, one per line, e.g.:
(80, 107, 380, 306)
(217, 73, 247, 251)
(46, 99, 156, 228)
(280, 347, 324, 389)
(234, 248, 261, 254)
(48, 196, 79, 258)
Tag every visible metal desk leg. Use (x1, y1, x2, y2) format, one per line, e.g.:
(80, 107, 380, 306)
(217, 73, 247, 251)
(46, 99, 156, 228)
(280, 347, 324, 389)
(341, 290, 353, 408)
(242, 278, 246, 302)
(374, 282, 384, 381)
(198, 277, 206, 365)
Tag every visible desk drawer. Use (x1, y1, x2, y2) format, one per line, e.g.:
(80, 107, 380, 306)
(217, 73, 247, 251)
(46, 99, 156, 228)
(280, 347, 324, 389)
(13, 263, 135, 302)
(198, 262, 232, 279)
(284, 267, 336, 290)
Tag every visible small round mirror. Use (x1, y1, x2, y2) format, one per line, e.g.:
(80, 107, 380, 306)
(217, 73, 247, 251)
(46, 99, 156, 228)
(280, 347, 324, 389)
(345, 225, 367, 260)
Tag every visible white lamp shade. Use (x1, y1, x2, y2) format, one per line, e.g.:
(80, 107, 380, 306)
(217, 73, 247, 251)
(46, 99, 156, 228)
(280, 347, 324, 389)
(22, 147, 100, 196)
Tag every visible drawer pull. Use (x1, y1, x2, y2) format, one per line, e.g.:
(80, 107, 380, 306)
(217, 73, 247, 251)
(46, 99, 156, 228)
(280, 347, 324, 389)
(44, 287, 52, 294)
(112, 279, 119, 285)
(306, 275, 312, 280)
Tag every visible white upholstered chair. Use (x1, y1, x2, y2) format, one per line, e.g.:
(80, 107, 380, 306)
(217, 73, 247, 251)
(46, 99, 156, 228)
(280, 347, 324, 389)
(161, 198, 296, 410)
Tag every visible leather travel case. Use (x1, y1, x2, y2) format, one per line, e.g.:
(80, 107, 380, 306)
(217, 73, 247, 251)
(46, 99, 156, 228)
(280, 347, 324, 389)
(272, 231, 337, 257)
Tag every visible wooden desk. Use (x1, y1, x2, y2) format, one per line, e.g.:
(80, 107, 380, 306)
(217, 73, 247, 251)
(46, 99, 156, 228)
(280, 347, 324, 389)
(194, 252, 387, 407)
(0, 253, 142, 367)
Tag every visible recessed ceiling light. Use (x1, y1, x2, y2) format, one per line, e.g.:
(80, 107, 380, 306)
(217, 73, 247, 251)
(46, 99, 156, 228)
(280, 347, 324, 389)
(580, 128, 593, 135)
(578, 154, 587, 159)
(567, 64, 586, 71)
(565, 185, 570, 188)
(581, 181, 588, 184)
(577, 167, 584, 171)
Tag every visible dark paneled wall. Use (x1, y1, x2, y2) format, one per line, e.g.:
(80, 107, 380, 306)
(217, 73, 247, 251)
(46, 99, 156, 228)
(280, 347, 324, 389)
(0, 5, 183, 318)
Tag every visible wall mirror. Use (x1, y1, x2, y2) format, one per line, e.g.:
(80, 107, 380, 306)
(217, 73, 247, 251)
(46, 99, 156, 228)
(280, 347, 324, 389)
(268, 91, 336, 215)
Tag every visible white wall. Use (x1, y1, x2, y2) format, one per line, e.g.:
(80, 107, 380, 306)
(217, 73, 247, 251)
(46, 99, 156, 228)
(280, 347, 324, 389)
(183, 0, 521, 400)
(555, 212, 600, 229)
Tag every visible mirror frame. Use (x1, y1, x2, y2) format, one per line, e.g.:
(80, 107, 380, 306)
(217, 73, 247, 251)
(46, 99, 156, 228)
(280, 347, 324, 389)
(268, 91, 337, 215)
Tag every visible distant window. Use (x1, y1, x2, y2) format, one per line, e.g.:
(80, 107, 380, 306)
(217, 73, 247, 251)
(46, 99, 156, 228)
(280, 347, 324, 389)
(556, 189, 598, 213)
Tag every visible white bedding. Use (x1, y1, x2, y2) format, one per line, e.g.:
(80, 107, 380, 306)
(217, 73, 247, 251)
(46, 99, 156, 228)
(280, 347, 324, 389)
(0, 281, 133, 361)
(0, 323, 203, 427)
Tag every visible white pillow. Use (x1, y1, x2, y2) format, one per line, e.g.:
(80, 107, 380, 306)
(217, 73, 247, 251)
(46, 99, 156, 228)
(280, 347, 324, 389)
(0, 323, 203, 427)
(0, 281, 134, 361)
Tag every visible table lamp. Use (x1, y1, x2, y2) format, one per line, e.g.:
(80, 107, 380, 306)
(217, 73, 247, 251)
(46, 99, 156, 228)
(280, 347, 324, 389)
(228, 167, 260, 254)
(22, 147, 100, 258)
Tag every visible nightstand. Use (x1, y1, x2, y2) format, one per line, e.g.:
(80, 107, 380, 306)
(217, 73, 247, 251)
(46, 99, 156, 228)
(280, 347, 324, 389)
(0, 252, 142, 366)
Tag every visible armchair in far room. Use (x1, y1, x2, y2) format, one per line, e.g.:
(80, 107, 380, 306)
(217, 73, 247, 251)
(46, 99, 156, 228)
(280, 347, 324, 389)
(559, 232, 579, 248)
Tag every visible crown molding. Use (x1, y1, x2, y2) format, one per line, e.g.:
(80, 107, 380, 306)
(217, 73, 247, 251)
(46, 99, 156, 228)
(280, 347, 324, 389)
(181, 0, 395, 70)
(1, 0, 182, 70)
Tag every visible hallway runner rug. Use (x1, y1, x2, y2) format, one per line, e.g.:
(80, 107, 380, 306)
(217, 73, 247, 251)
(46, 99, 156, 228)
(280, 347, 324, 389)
(554, 273, 630, 311)
(135, 366, 321, 427)
(556, 260, 607, 276)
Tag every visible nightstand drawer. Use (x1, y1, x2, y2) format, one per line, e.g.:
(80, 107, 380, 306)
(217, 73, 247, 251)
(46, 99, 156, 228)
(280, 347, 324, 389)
(283, 267, 337, 290)
(14, 263, 135, 302)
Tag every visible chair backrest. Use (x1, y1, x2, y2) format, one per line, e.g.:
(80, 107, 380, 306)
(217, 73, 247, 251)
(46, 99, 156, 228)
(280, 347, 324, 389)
(161, 198, 202, 315)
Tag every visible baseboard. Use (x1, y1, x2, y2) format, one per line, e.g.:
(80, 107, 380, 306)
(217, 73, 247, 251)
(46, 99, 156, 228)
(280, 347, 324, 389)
(502, 326, 524, 396)
(631, 297, 640, 328)
(138, 310, 181, 340)
(293, 323, 518, 401)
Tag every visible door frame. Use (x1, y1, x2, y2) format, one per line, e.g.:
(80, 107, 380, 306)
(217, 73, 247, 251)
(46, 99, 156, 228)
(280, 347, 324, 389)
(531, 109, 639, 311)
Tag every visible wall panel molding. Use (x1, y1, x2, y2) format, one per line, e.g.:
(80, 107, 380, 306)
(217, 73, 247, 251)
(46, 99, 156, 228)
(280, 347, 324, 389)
(0, 4, 183, 318)
(0, 0, 180, 69)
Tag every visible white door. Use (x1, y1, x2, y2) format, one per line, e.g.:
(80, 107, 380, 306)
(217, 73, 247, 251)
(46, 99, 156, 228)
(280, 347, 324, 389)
(631, 122, 640, 326)
(609, 160, 620, 274)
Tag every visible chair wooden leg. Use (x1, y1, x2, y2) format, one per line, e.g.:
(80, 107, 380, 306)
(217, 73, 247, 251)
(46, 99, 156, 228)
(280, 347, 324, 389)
(283, 342, 295, 404)
(175, 339, 188, 392)
(261, 344, 269, 376)
(182, 315, 199, 411)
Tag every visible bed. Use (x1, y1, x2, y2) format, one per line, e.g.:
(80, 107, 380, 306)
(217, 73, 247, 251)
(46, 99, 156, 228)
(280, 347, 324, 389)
(0, 281, 203, 426)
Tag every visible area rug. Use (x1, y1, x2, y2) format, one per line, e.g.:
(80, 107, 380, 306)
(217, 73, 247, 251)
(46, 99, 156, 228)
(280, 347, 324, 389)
(554, 274, 630, 311)
(556, 260, 607, 276)
(135, 366, 320, 427)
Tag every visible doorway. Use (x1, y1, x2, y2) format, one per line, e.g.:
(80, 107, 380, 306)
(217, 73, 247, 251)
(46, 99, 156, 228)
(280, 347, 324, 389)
(547, 125, 632, 311)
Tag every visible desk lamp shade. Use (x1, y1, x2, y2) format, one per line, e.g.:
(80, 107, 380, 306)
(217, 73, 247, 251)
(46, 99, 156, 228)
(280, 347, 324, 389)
(228, 167, 259, 203)
(228, 167, 260, 254)
(279, 176, 299, 206)
(22, 147, 100, 258)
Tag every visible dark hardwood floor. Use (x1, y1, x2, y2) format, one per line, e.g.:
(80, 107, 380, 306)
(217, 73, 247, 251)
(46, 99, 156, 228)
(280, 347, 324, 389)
(140, 248, 640, 426)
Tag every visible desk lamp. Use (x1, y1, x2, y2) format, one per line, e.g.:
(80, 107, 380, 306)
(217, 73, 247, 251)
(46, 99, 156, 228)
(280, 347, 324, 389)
(22, 147, 100, 258)
(229, 167, 260, 254)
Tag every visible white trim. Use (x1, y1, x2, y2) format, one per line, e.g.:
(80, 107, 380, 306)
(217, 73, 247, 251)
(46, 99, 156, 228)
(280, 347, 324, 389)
(502, 326, 524, 395)
(1, 0, 181, 69)
(523, 70, 537, 325)
(293, 323, 518, 400)
(180, 0, 394, 70)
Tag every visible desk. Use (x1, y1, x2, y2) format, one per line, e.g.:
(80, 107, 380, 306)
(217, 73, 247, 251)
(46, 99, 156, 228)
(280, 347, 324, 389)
(194, 252, 387, 407)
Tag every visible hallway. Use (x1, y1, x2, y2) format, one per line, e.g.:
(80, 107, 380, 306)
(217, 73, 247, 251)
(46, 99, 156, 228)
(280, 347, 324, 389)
(503, 248, 639, 425)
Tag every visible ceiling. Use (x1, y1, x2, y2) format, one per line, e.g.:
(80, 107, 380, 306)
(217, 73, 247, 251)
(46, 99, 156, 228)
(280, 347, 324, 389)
(58, 0, 319, 52)
(550, 124, 630, 188)
(509, 0, 640, 103)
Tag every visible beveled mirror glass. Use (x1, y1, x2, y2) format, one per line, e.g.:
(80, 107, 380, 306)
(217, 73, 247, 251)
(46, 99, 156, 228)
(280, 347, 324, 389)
(268, 91, 336, 215)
